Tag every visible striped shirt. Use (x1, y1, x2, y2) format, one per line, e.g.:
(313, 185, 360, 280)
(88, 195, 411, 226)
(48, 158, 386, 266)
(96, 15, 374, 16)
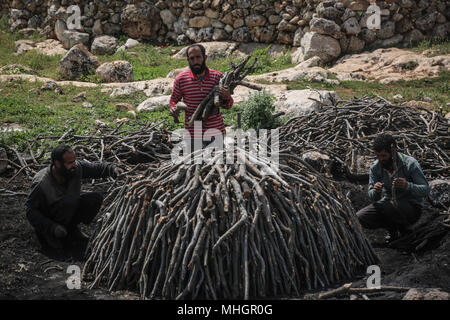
(169, 68, 233, 139)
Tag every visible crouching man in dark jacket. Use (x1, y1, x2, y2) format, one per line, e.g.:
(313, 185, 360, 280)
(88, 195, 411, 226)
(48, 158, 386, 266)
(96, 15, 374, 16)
(356, 133, 430, 242)
(25, 145, 122, 251)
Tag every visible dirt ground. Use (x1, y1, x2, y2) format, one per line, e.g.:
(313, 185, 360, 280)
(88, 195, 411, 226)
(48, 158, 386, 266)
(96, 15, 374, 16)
(1, 171, 449, 300)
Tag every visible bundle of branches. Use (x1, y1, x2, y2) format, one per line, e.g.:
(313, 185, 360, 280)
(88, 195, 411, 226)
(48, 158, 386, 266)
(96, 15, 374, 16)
(83, 148, 378, 299)
(279, 96, 449, 179)
(2, 122, 175, 184)
(187, 55, 258, 126)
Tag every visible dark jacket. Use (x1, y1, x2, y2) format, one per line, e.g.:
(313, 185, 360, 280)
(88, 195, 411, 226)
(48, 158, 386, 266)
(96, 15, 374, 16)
(368, 152, 430, 208)
(25, 160, 116, 234)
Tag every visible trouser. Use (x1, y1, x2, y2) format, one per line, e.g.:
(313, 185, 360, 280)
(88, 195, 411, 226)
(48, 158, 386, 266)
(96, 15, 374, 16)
(36, 192, 103, 243)
(356, 199, 422, 233)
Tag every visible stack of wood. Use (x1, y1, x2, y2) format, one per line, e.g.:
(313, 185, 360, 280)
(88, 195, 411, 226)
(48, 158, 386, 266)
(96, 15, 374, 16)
(279, 96, 449, 180)
(83, 148, 378, 299)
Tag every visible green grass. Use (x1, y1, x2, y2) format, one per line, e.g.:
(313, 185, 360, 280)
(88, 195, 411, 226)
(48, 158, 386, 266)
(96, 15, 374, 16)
(408, 38, 450, 56)
(0, 79, 185, 151)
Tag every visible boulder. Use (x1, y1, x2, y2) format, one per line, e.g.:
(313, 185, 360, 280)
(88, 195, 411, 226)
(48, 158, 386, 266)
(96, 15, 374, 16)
(14, 40, 34, 55)
(137, 95, 171, 112)
(373, 34, 403, 48)
(293, 28, 304, 47)
(274, 89, 339, 116)
(415, 13, 437, 32)
(189, 16, 211, 28)
(301, 32, 341, 63)
(347, 36, 365, 53)
(245, 14, 267, 27)
(160, 9, 176, 29)
(432, 23, 450, 40)
(121, 3, 161, 40)
(96, 61, 134, 83)
(377, 21, 396, 40)
(110, 86, 139, 98)
(428, 179, 450, 208)
(310, 18, 342, 39)
(403, 288, 450, 300)
(60, 30, 90, 49)
(59, 44, 100, 80)
(403, 29, 425, 45)
(91, 36, 118, 55)
(232, 27, 252, 42)
(342, 17, 361, 35)
(125, 39, 139, 49)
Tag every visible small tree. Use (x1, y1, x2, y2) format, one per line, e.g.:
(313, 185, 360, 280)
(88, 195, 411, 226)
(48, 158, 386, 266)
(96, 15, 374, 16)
(241, 90, 280, 131)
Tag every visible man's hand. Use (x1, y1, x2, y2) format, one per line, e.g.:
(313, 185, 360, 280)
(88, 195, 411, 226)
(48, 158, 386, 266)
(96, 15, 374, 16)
(170, 107, 181, 121)
(113, 167, 124, 178)
(373, 182, 384, 194)
(53, 224, 67, 238)
(393, 178, 408, 190)
(218, 86, 231, 101)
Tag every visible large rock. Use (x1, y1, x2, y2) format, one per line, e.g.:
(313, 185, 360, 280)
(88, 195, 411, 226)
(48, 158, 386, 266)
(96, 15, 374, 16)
(301, 32, 341, 63)
(245, 14, 267, 27)
(160, 9, 176, 29)
(59, 44, 100, 80)
(310, 18, 342, 39)
(293, 28, 304, 47)
(274, 89, 339, 116)
(121, 3, 161, 40)
(415, 13, 437, 32)
(403, 29, 425, 45)
(342, 17, 361, 35)
(189, 16, 211, 28)
(60, 30, 90, 49)
(96, 61, 134, 83)
(403, 288, 450, 300)
(347, 36, 365, 53)
(137, 95, 171, 112)
(55, 18, 89, 49)
(377, 21, 396, 40)
(428, 179, 450, 208)
(91, 36, 118, 55)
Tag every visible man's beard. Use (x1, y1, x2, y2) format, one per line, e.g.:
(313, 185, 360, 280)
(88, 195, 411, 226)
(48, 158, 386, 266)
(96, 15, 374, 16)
(189, 60, 206, 75)
(59, 165, 76, 179)
(380, 156, 393, 170)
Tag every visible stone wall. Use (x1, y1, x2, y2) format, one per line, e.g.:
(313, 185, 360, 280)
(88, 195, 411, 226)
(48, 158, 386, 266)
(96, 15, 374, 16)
(4, 0, 450, 62)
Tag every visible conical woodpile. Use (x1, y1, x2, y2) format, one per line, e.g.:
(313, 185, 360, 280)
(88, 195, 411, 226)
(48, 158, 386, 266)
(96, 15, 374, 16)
(83, 147, 378, 299)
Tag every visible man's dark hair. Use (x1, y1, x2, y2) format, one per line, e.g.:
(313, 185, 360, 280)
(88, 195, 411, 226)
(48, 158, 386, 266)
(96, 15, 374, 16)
(186, 44, 206, 58)
(51, 145, 73, 165)
(373, 133, 397, 153)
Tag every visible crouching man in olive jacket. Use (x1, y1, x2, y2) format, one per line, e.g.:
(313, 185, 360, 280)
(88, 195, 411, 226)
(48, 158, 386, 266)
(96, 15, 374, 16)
(26, 145, 122, 251)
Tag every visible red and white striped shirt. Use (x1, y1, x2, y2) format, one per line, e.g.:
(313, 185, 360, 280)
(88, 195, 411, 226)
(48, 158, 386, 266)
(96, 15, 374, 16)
(169, 68, 234, 139)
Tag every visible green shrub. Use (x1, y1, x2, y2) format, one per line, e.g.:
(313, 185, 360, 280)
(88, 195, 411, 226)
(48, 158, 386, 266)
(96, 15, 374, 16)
(240, 90, 280, 131)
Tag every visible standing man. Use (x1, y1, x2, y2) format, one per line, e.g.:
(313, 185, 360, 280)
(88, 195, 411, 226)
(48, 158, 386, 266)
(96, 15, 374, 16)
(26, 145, 122, 252)
(356, 133, 430, 241)
(169, 44, 234, 147)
